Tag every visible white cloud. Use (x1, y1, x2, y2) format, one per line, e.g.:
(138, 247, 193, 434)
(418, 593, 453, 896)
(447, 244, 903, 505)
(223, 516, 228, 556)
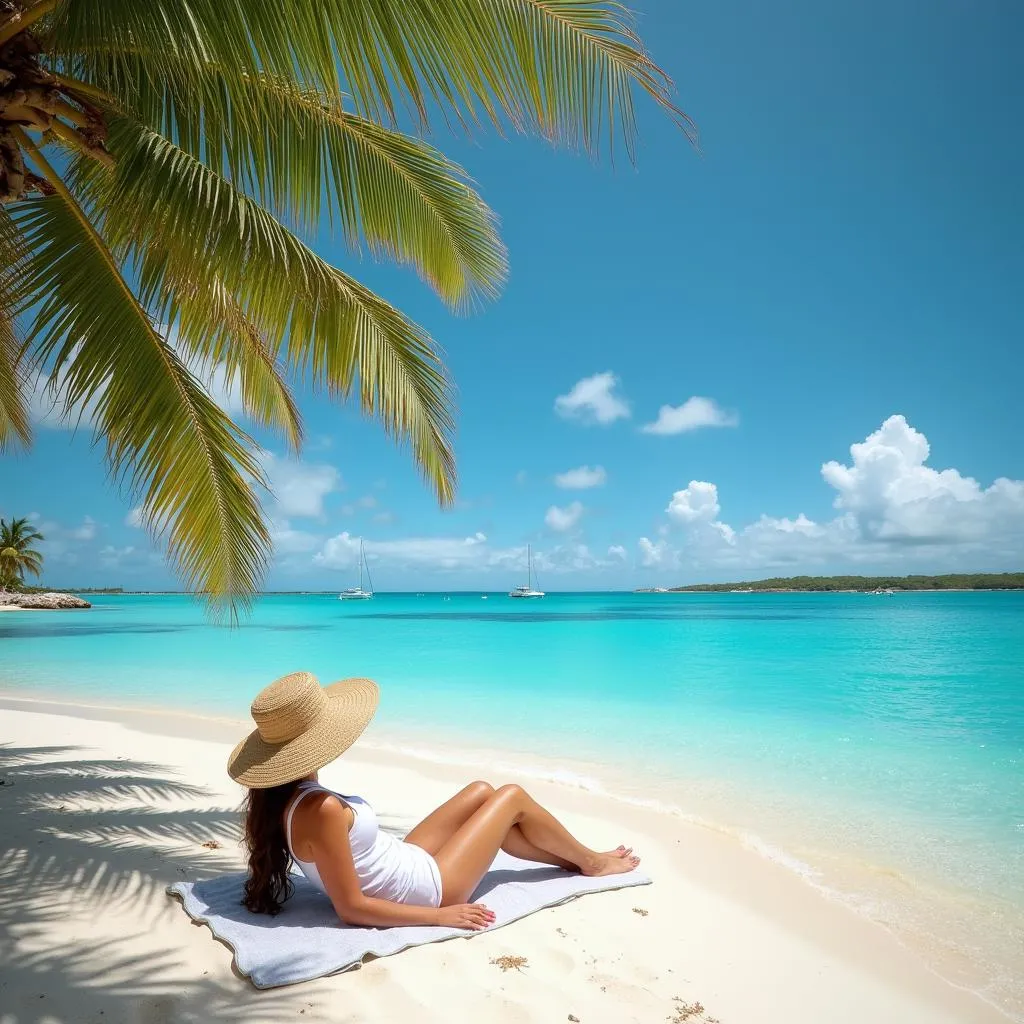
(341, 494, 378, 515)
(533, 543, 611, 573)
(98, 544, 136, 566)
(315, 533, 367, 570)
(30, 515, 100, 561)
(667, 481, 721, 523)
(312, 530, 623, 578)
(554, 465, 607, 489)
(315, 531, 521, 573)
(94, 544, 164, 572)
(641, 415, 1024, 575)
(260, 452, 341, 519)
(820, 414, 1023, 545)
(124, 507, 145, 528)
(642, 396, 738, 435)
(545, 501, 584, 532)
(554, 372, 630, 425)
(532, 542, 636, 574)
(69, 516, 97, 541)
(270, 520, 320, 555)
(638, 537, 670, 567)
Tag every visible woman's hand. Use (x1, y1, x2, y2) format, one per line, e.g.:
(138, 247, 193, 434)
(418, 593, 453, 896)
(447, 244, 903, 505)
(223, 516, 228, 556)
(435, 903, 495, 930)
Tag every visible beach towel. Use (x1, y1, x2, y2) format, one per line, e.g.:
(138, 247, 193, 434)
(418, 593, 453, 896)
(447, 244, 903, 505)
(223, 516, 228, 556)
(169, 851, 651, 988)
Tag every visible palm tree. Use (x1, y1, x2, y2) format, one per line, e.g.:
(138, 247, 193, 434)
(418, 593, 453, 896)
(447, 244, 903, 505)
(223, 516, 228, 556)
(0, 1, 694, 611)
(0, 515, 44, 588)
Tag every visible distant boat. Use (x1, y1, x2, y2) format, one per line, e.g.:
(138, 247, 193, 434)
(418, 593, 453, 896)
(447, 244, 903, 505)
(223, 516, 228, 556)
(869, 588, 895, 595)
(509, 545, 545, 599)
(338, 540, 373, 600)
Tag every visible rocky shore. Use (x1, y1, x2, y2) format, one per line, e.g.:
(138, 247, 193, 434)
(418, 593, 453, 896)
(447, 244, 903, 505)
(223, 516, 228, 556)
(0, 591, 91, 609)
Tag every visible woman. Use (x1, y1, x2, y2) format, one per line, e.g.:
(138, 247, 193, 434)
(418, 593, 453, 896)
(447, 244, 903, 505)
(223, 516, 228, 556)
(229, 672, 639, 930)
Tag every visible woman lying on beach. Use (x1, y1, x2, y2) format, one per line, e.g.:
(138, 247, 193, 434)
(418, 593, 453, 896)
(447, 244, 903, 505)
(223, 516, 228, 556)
(229, 672, 639, 930)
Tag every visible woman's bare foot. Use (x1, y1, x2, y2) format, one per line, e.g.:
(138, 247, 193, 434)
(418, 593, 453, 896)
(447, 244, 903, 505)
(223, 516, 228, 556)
(581, 850, 640, 876)
(605, 845, 634, 859)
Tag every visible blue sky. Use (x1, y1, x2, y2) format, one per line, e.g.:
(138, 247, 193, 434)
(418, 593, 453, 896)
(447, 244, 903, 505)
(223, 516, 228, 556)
(5, 0, 1022, 590)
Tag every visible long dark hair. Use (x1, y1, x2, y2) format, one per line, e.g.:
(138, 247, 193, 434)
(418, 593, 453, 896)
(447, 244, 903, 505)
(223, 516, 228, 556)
(242, 779, 301, 914)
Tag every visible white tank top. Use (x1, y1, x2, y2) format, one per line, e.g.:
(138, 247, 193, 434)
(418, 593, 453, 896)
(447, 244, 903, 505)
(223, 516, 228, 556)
(284, 781, 443, 908)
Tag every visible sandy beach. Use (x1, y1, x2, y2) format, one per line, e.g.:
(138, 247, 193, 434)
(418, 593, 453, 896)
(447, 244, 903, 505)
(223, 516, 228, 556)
(0, 697, 1010, 1024)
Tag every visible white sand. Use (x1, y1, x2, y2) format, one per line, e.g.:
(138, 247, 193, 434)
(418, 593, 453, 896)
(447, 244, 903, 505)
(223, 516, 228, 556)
(0, 699, 1010, 1024)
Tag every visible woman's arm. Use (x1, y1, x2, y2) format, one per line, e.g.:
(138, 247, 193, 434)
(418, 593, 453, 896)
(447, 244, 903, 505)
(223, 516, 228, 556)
(308, 795, 491, 929)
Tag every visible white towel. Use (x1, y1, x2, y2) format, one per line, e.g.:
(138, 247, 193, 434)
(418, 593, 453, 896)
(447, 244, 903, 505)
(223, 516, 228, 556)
(169, 851, 651, 988)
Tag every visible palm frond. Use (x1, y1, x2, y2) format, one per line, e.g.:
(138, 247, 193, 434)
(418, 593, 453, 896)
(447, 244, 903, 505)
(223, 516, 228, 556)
(52, 0, 695, 159)
(65, 63, 507, 309)
(0, 517, 44, 546)
(9, 138, 270, 611)
(72, 118, 456, 503)
(162, 269, 304, 453)
(10, 518, 44, 545)
(0, 210, 31, 451)
(236, 84, 507, 309)
(19, 550, 44, 577)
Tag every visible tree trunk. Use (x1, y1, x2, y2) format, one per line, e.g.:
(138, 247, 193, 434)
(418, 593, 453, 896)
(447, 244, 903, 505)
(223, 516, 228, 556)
(0, 24, 112, 202)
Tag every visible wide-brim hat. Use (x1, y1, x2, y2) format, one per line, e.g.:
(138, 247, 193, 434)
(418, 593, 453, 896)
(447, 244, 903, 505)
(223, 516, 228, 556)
(227, 671, 379, 788)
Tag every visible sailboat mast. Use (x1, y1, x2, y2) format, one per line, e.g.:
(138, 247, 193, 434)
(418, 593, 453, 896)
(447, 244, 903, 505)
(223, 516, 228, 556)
(359, 539, 364, 590)
(528, 544, 532, 590)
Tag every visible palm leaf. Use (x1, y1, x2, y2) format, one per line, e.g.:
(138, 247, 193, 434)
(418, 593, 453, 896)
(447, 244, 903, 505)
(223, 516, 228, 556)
(19, 550, 44, 577)
(156, 266, 304, 453)
(52, 0, 695, 159)
(0, 210, 31, 451)
(72, 118, 456, 503)
(65, 63, 507, 309)
(9, 137, 270, 611)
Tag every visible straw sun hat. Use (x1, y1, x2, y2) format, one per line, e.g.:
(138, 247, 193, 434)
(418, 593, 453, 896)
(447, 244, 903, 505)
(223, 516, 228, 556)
(227, 671, 379, 788)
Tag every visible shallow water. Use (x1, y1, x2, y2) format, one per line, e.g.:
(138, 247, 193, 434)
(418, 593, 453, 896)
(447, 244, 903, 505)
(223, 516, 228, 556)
(2, 590, 1022, 1016)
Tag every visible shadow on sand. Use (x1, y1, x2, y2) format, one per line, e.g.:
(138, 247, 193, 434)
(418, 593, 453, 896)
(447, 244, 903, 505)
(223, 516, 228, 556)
(0, 743, 299, 1022)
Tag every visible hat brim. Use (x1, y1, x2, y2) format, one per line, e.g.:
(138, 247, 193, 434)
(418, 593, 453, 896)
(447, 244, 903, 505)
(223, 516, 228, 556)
(227, 677, 379, 788)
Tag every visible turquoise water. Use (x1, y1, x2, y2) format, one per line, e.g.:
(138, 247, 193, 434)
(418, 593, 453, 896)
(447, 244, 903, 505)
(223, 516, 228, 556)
(2, 591, 1022, 1012)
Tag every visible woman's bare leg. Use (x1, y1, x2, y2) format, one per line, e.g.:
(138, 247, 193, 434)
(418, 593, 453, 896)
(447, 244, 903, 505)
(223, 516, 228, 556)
(434, 784, 639, 905)
(404, 782, 493, 854)
(405, 781, 630, 870)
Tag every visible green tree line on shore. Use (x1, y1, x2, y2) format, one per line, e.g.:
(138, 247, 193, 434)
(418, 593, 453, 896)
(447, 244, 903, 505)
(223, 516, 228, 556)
(667, 574, 1024, 592)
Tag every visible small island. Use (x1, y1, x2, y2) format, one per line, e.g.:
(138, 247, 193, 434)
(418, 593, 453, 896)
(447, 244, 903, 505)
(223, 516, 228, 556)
(0, 591, 92, 610)
(638, 573, 1024, 593)
(0, 516, 91, 609)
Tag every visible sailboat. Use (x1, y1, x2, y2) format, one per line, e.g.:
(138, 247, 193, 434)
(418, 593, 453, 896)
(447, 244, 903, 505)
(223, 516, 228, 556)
(508, 544, 545, 599)
(338, 539, 374, 600)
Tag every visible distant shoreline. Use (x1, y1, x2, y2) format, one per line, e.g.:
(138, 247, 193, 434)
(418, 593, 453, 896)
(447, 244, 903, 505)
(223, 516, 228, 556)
(638, 587, 1021, 594)
(21, 585, 1024, 597)
(638, 573, 1024, 594)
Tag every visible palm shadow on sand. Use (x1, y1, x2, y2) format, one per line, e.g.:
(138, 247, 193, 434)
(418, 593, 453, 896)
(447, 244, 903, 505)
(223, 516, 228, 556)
(0, 743, 297, 1022)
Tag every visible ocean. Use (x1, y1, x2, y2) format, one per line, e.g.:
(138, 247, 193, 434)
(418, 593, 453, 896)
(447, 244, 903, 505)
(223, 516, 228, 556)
(2, 590, 1022, 1016)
